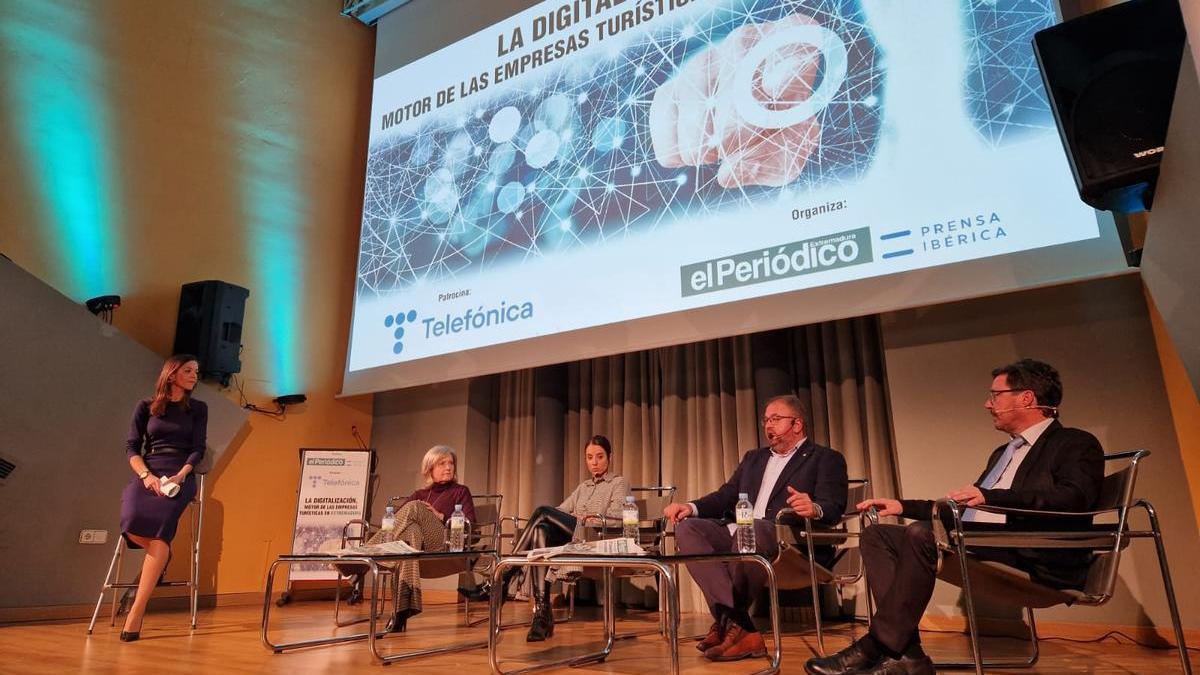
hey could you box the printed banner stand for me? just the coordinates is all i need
[277,448,373,605]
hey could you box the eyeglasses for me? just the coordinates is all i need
[761,414,798,427]
[987,388,1030,403]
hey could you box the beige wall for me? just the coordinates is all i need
[0,1,376,598]
[1142,48,1200,527]
[1146,289,1200,534]
[881,273,1200,629]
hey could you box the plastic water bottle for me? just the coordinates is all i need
[622,496,639,541]
[448,504,467,552]
[381,505,396,531]
[736,493,756,553]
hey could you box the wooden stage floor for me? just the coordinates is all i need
[0,599,1192,673]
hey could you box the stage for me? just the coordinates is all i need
[0,599,1191,673]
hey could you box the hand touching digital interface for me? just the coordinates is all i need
[649,14,848,188]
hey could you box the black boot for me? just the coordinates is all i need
[500,566,523,599]
[526,582,555,642]
[459,577,490,602]
[388,609,411,633]
[458,582,490,602]
[466,567,519,603]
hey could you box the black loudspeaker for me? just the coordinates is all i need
[1033,0,1186,212]
[173,280,250,384]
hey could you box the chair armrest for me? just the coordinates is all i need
[937,497,1122,519]
[775,507,859,540]
[341,518,374,547]
[774,507,808,527]
[499,515,527,536]
[498,515,527,553]
[585,512,622,537]
[931,499,1122,552]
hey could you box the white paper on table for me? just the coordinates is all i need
[525,537,646,560]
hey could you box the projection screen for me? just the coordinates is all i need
[342,0,1130,396]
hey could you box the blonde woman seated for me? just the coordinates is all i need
[367,445,476,632]
[502,435,630,642]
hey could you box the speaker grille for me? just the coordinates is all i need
[1033,0,1185,210]
[173,280,250,380]
[1072,56,1179,178]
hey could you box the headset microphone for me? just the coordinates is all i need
[992,404,1059,415]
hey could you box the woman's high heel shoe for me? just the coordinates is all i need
[119,630,140,642]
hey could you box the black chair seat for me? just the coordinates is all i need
[936,552,1077,609]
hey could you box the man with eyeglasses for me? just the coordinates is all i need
[806,359,1104,675]
[664,394,848,662]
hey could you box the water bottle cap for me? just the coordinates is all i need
[625,496,635,503]
[454,504,463,511]
[738,493,749,500]
[385,505,394,512]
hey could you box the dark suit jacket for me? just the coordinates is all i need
[693,438,849,528]
[899,419,1104,588]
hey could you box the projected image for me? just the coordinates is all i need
[359,0,882,296]
[348,0,1099,375]
[962,0,1060,146]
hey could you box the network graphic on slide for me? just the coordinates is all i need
[356,0,1058,298]
[961,0,1060,147]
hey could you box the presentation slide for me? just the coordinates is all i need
[346,0,1108,388]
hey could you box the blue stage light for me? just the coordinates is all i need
[0,3,122,300]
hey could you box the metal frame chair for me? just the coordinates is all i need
[332,493,502,629]
[497,509,580,627]
[87,473,205,634]
[930,449,1190,675]
[567,485,677,635]
[772,478,873,656]
[263,549,499,664]
[497,486,677,631]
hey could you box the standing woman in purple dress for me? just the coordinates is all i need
[118,354,207,641]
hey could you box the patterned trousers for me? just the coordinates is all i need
[366,500,447,616]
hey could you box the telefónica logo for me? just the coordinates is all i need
[384,309,418,354]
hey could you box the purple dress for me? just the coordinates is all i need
[120,398,207,547]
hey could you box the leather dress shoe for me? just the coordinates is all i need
[861,654,936,675]
[805,640,880,675]
[704,625,767,661]
[696,620,725,652]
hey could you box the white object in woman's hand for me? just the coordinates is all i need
[143,474,164,496]
[159,475,182,498]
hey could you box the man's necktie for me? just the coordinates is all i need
[980,436,1028,489]
[963,436,1026,522]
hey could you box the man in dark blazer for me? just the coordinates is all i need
[806,359,1104,675]
[664,394,849,662]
